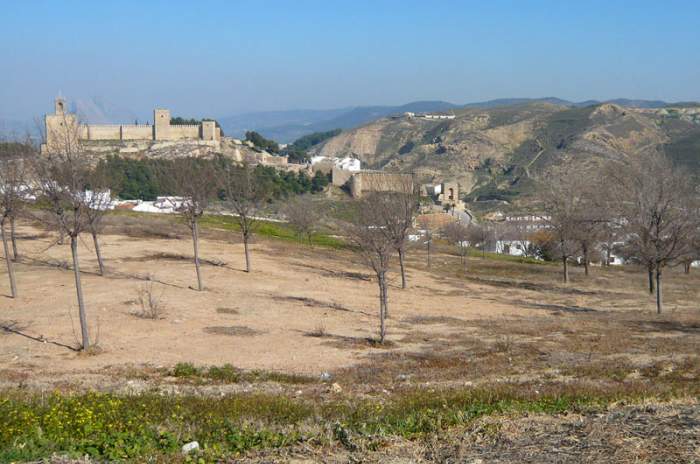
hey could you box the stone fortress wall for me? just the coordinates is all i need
[349,171,414,198]
[44,97,221,152]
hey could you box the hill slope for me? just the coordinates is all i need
[310,103,700,202]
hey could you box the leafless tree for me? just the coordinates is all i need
[157,157,218,291]
[499,221,536,258]
[535,163,592,283]
[467,223,492,258]
[32,116,96,349]
[283,194,320,245]
[416,216,434,268]
[0,138,34,262]
[0,158,26,298]
[363,175,418,289]
[219,162,271,272]
[681,227,700,274]
[343,192,397,342]
[442,221,470,268]
[606,152,697,313]
[83,163,115,276]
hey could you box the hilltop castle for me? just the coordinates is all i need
[43,96,221,153]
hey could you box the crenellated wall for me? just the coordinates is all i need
[120,125,153,140]
[348,171,414,198]
[44,98,221,148]
[169,125,200,140]
[87,125,121,140]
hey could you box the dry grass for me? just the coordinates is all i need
[203,326,264,337]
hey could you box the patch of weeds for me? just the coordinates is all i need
[172,362,202,378]
[169,364,314,385]
[405,315,470,326]
[321,335,399,350]
[204,326,263,337]
[216,307,240,315]
[207,364,241,383]
[0,382,696,460]
[305,324,327,338]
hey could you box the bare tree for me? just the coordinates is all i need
[283,194,319,245]
[416,216,434,268]
[0,138,33,262]
[366,176,418,289]
[606,152,696,313]
[83,163,115,276]
[681,228,700,274]
[343,192,397,342]
[442,221,470,268]
[157,157,218,291]
[467,223,492,258]
[535,163,591,283]
[33,117,96,349]
[0,158,26,298]
[219,162,271,273]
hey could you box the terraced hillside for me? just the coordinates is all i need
[310,103,700,203]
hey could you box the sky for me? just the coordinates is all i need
[1,0,699,121]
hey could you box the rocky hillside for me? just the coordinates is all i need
[309,103,700,202]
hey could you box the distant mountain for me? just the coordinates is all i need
[217,108,348,143]
[71,97,142,124]
[217,98,682,143]
[309,101,700,204]
[218,101,460,143]
[463,97,673,109]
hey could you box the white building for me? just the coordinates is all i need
[310,155,361,172]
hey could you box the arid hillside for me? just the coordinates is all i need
[310,103,700,201]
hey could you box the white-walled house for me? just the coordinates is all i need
[310,156,361,172]
[494,240,531,257]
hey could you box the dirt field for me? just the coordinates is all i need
[1,218,699,388]
[1,217,698,462]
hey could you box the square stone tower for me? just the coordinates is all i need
[201,120,217,141]
[153,108,171,140]
[44,96,79,154]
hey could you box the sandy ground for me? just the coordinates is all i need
[0,222,698,384]
[0,224,531,375]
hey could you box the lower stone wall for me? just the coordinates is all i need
[88,125,121,140]
[349,171,414,198]
[169,125,200,140]
[121,125,153,140]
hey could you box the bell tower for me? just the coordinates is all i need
[55,96,66,115]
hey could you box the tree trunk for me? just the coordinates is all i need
[10,216,18,262]
[1,220,17,298]
[70,235,90,350]
[243,233,252,273]
[378,272,387,343]
[383,271,390,319]
[562,255,569,283]
[583,243,590,276]
[398,247,407,289]
[606,245,612,267]
[191,220,203,291]
[647,264,655,295]
[684,261,691,274]
[92,230,105,276]
[426,241,431,269]
[655,266,662,314]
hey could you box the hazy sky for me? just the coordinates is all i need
[2,0,699,121]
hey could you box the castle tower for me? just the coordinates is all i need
[43,96,79,154]
[153,108,171,140]
[201,120,217,141]
[55,96,66,114]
